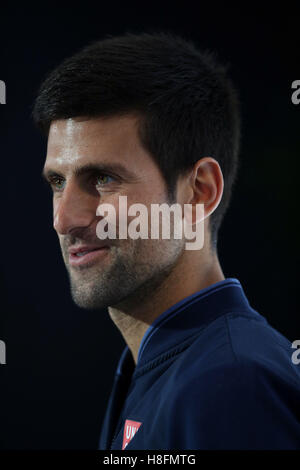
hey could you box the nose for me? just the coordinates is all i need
[53,180,98,235]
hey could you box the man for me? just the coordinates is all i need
[33,32,300,450]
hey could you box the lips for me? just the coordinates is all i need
[68,244,107,255]
[68,244,110,267]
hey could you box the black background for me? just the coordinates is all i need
[0,4,299,449]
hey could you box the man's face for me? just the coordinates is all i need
[44,114,185,311]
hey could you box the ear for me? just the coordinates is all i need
[187,157,224,223]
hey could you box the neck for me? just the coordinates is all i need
[108,248,225,365]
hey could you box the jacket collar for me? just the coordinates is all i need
[118,278,253,372]
[100,278,255,449]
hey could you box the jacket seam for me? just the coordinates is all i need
[135,309,256,377]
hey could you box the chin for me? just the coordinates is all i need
[72,296,102,310]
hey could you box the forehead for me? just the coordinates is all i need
[45,114,155,175]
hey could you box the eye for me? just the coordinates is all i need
[95,174,114,187]
[49,175,65,191]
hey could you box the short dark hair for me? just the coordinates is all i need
[33,31,241,248]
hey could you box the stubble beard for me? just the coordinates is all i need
[64,237,184,311]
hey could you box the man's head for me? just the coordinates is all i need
[34,32,241,311]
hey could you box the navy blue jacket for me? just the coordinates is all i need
[99,278,300,450]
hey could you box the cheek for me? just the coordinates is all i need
[138,185,166,205]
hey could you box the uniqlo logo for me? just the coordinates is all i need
[122,419,142,450]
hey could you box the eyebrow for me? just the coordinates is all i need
[41,162,137,182]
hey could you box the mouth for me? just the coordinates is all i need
[68,246,110,267]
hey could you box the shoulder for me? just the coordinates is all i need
[178,309,300,389]
[164,313,300,448]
